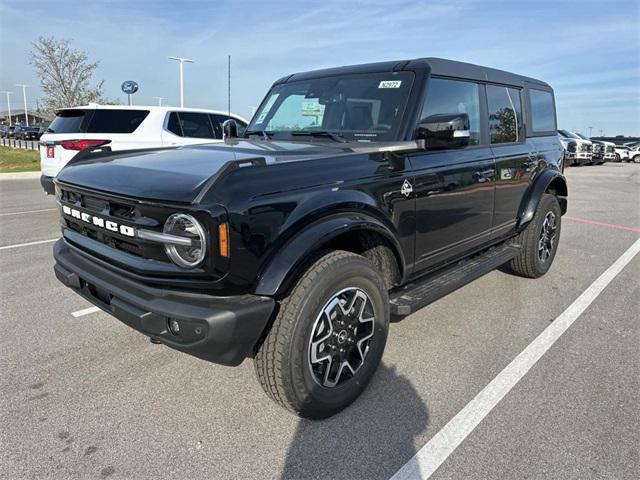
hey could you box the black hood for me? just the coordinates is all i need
[55,140,356,204]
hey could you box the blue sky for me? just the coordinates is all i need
[1,0,638,135]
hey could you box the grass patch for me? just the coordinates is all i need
[0,146,40,173]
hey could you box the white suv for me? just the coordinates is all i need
[39,105,248,193]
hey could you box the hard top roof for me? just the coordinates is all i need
[277,57,551,90]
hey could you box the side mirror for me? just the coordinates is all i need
[222,119,238,139]
[415,113,470,150]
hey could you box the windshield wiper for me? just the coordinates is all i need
[245,130,272,140]
[291,130,347,143]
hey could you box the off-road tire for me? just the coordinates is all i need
[510,194,561,278]
[254,250,389,419]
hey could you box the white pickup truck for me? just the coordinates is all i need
[558,130,592,165]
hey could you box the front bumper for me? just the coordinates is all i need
[576,152,592,164]
[54,239,275,366]
[40,175,55,195]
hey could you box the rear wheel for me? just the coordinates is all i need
[510,194,561,278]
[254,250,389,419]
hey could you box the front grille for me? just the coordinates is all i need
[606,145,615,153]
[579,143,592,152]
[567,143,577,153]
[59,186,169,261]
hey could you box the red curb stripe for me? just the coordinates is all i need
[564,215,640,234]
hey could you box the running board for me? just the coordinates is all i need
[390,243,521,316]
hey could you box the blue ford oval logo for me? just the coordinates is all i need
[121,80,139,95]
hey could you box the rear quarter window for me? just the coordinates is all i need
[86,110,150,134]
[529,89,556,133]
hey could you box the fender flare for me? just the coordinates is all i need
[517,169,568,230]
[253,213,405,297]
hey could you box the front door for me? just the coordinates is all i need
[409,77,495,273]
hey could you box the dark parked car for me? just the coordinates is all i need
[15,125,42,141]
[0,124,16,138]
[53,58,567,418]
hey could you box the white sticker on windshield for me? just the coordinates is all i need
[378,80,402,89]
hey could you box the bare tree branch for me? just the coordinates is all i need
[30,36,114,114]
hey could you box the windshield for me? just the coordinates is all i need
[558,129,580,139]
[247,72,414,142]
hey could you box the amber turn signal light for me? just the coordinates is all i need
[218,222,229,257]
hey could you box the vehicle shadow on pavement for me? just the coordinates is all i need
[280,363,428,480]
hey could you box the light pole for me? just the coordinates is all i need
[0,91,13,125]
[15,84,31,126]
[587,126,593,138]
[168,56,194,108]
[153,96,165,106]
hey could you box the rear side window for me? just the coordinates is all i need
[487,85,523,144]
[529,89,556,132]
[48,110,86,133]
[86,110,149,134]
[420,78,481,145]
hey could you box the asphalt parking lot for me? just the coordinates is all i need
[1,163,638,480]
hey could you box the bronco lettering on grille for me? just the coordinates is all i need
[62,205,135,237]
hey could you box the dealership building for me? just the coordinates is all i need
[0,109,52,126]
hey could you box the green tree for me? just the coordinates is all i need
[489,107,518,143]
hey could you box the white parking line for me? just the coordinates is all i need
[0,238,58,251]
[0,208,57,217]
[71,306,102,318]
[391,237,640,480]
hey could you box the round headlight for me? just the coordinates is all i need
[163,213,207,268]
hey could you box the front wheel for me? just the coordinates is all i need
[510,194,562,278]
[615,154,621,162]
[254,250,389,419]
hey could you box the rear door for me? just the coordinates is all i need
[409,77,495,273]
[486,84,534,235]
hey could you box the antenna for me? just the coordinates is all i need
[227,55,231,119]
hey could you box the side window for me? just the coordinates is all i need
[212,114,247,137]
[207,114,224,139]
[419,78,481,145]
[178,112,215,139]
[86,110,149,134]
[487,85,523,144]
[167,112,183,136]
[529,89,556,132]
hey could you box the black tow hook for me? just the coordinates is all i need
[149,337,162,344]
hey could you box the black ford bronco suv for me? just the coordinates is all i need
[53,58,567,418]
